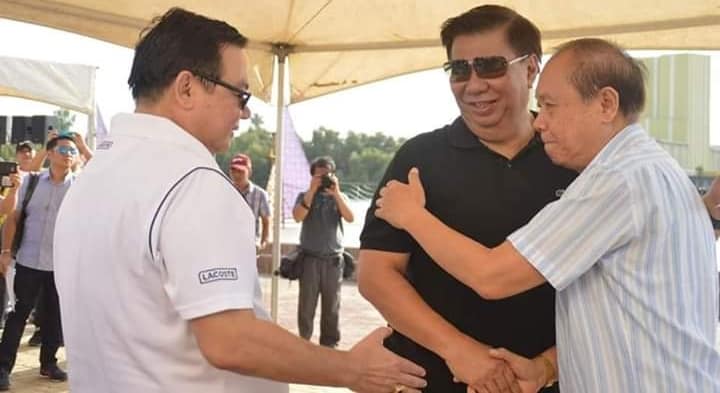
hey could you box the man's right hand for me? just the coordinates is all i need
[346,327,427,393]
[444,336,520,393]
[8,173,22,189]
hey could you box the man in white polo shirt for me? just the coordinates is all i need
[374,38,720,392]
[53,7,425,393]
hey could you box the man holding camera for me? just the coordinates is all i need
[0,134,80,389]
[292,156,354,347]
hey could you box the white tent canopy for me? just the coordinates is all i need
[0,55,96,115]
[1,1,719,103]
[0,55,97,143]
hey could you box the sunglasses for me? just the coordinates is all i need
[194,72,251,110]
[56,145,78,156]
[443,54,529,82]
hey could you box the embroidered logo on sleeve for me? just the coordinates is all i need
[198,268,239,284]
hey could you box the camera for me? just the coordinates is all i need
[320,174,335,190]
[0,162,18,188]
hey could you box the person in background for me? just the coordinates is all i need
[0,135,81,389]
[228,153,270,251]
[293,156,354,348]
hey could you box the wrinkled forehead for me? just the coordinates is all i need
[537,54,574,92]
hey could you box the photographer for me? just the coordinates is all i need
[292,156,354,347]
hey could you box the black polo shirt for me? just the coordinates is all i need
[360,116,577,393]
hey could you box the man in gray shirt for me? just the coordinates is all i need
[292,156,354,347]
[0,135,79,390]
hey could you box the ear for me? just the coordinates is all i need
[597,86,620,122]
[526,54,540,88]
[172,70,197,110]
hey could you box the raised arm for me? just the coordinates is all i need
[375,168,545,300]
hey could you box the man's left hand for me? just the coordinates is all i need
[375,167,426,229]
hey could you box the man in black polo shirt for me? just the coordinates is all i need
[358,5,575,392]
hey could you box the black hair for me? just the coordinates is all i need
[46,135,76,151]
[127,7,248,101]
[440,5,541,62]
[310,156,336,175]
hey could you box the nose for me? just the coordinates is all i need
[464,70,490,93]
[240,105,251,120]
[533,111,546,132]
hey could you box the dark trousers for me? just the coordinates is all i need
[297,254,343,347]
[0,264,61,371]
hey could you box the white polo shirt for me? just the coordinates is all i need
[54,113,287,393]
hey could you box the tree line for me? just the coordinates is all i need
[0,112,407,194]
[216,114,406,191]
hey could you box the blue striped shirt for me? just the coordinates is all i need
[509,124,720,392]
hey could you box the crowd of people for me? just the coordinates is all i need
[0,4,716,393]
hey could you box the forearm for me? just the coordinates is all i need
[334,193,354,222]
[260,217,270,244]
[2,215,16,251]
[29,151,47,172]
[195,312,356,386]
[78,143,93,163]
[293,190,317,222]
[358,255,481,358]
[0,191,16,216]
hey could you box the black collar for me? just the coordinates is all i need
[447,115,543,156]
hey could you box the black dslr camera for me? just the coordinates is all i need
[320,174,335,190]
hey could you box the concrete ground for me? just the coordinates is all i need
[5,276,720,392]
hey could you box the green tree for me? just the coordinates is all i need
[0,145,16,162]
[219,115,406,193]
[302,127,405,186]
[53,108,76,132]
[215,114,274,188]
[348,147,393,184]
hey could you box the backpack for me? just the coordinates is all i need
[11,173,40,258]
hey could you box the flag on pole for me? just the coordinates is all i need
[266,107,311,221]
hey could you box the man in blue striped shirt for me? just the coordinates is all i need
[374,38,720,392]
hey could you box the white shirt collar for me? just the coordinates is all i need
[110,113,216,165]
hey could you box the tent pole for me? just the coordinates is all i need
[270,46,289,322]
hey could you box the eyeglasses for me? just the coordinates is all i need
[443,54,530,82]
[56,145,78,156]
[194,72,251,110]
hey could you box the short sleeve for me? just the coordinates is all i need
[159,169,259,320]
[508,168,640,291]
[294,192,306,207]
[359,143,418,253]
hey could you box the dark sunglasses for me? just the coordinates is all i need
[194,72,251,109]
[443,54,529,82]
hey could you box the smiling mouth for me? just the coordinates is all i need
[468,100,497,112]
